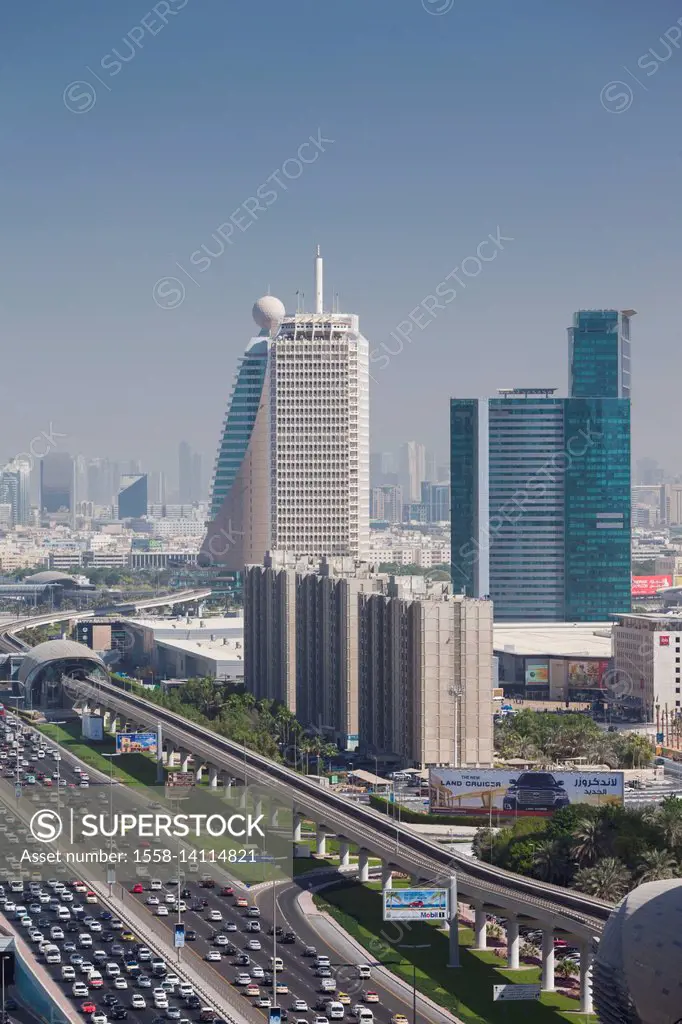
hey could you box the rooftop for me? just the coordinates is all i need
[493,621,613,659]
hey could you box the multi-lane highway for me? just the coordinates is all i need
[0,714,446,1024]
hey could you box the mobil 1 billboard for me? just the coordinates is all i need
[429,768,624,817]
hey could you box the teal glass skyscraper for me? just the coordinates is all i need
[568,309,633,399]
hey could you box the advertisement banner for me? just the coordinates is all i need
[382,888,448,922]
[115,731,157,755]
[525,661,548,685]
[82,715,104,741]
[631,575,672,596]
[567,660,610,689]
[429,768,624,816]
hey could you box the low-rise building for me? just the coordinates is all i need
[613,612,682,720]
[494,621,613,702]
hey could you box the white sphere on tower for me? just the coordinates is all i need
[252,295,286,335]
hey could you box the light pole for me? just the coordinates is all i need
[396,945,430,1024]
[102,753,122,894]
[1,952,10,1023]
[7,696,24,804]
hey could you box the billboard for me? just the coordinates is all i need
[525,661,548,685]
[382,888,449,922]
[429,768,624,816]
[82,715,104,741]
[567,660,610,689]
[632,575,672,596]
[115,731,157,755]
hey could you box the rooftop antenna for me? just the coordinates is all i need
[315,245,323,314]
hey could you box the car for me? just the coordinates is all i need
[208,910,222,922]
[131,884,144,894]
[131,995,146,1009]
[73,982,89,998]
[235,897,248,908]
[120,932,135,942]
[102,994,119,1007]
[138,948,152,962]
[236,955,250,967]
[337,994,351,1006]
[80,1003,96,1015]
[91,1011,108,1023]
[199,878,215,889]
[114,978,128,991]
[214,935,229,947]
[314,1017,329,1024]
[137,976,152,989]
[220,887,234,897]
[186,996,202,1010]
[245,985,260,997]
[224,922,237,933]
[234,973,251,987]
[303,946,317,957]
[85,892,97,904]
[89,972,104,989]
[276,984,289,995]
[281,932,296,944]
[178,984,194,999]
[111,1009,128,1020]
[256,998,272,1009]
[154,999,169,1011]
[62,965,77,981]
[316,967,332,978]
[146,897,160,906]
[247,907,260,918]
[391,1016,409,1024]
[156,907,169,916]
[184,930,196,942]
[247,940,261,951]
[363,993,379,1004]
[206,951,222,963]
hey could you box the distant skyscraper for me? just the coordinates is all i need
[39,452,75,516]
[1,459,31,526]
[117,474,148,519]
[399,441,426,503]
[568,308,634,399]
[148,470,167,505]
[421,481,450,522]
[178,441,192,504]
[203,249,370,568]
[370,485,403,524]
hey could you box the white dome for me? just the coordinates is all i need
[252,295,285,334]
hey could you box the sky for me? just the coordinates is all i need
[2,0,682,484]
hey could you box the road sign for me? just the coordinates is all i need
[493,984,541,1002]
[107,869,116,885]
[174,924,185,948]
[269,1008,282,1024]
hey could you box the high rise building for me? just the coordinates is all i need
[117,474,148,519]
[148,470,167,506]
[244,552,493,765]
[399,441,427,503]
[178,441,193,504]
[370,485,403,524]
[660,483,682,526]
[0,459,31,526]
[39,452,75,516]
[421,482,450,522]
[203,249,370,568]
[451,386,631,621]
[568,308,634,399]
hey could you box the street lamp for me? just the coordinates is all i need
[395,945,430,1024]
[102,753,122,894]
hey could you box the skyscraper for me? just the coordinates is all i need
[568,308,634,399]
[39,452,75,516]
[1,459,31,526]
[117,474,148,519]
[203,249,370,568]
[399,441,426,503]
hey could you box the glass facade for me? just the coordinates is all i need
[450,400,481,596]
[39,452,74,513]
[209,337,268,519]
[563,398,631,621]
[569,309,631,399]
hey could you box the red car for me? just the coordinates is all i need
[131,884,144,894]
[220,887,234,897]
[81,1003,96,1015]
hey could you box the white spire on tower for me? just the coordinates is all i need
[315,245,323,314]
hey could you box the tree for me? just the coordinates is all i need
[571,818,605,867]
[574,857,632,900]
[556,958,579,983]
[636,848,679,883]
[653,796,682,850]
[532,840,560,882]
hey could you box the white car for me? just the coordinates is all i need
[293,1001,308,1013]
[72,982,89,998]
[131,995,146,1009]
[114,977,128,990]
[164,893,177,904]
[178,984,193,999]
[61,965,76,981]
[234,973,251,986]
[146,897,159,906]
[256,998,272,1009]
[106,963,121,977]
[250,967,264,980]
[206,951,222,962]
[156,906,169,916]
[208,910,222,922]
[91,1014,107,1024]
[247,940,261,951]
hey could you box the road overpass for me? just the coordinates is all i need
[70,675,608,1012]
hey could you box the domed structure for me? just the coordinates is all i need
[593,879,682,1024]
[18,639,107,710]
[23,570,78,585]
[252,295,285,335]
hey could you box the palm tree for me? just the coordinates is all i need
[556,958,579,984]
[533,840,560,882]
[571,818,605,867]
[636,848,679,883]
[574,857,632,901]
[655,797,682,850]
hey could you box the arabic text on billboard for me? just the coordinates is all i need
[631,575,672,597]
[382,888,449,922]
[525,661,548,685]
[429,768,624,816]
[567,660,610,689]
[115,731,157,755]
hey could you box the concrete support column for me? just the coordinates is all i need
[410,874,420,886]
[239,787,248,809]
[506,918,520,970]
[316,825,327,857]
[339,838,350,868]
[180,752,191,773]
[381,862,393,889]
[110,717,119,735]
[541,928,555,992]
[269,806,279,828]
[358,848,369,883]
[195,764,203,783]
[474,906,487,951]
[208,765,218,789]
[103,711,111,730]
[579,942,593,1014]
[164,741,174,767]
[255,799,263,820]
[293,812,304,843]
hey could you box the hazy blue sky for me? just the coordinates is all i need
[2,0,681,482]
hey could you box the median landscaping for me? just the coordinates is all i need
[314,880,596,1024]
[36,721,161,786]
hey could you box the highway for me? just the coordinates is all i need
[0,717,452,1024]
[71,676,612,941]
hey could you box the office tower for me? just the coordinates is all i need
[451,386,631,621]
[399,441,426,503]
[178,441,192,504]
[191,453,202,503]
[0,505,12,530]
[203,249,370,568]
[0,473,18,527]
[117,474,148,519]
[370,485,403,524]
[660,483,682,526]
[244,553,493,764]
[1,459,30,526]
[370,451,397,487]
[425,450,438,484]
[421,482,450,522]
[148,470,167,506]
[568,308,634,399]
[39,452,75,514]
[74,455,88,506]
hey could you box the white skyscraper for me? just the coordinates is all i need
[202,248,370,567]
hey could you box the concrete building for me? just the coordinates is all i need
[659,483,682,526]
[399,441,426,503]
[494,621,613,702]
[203,249,370,568]
[126,615,245,682]
[244,553,494,765]
[370,485,403,524]
[612,612,682,721]
[39,452,75,519]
